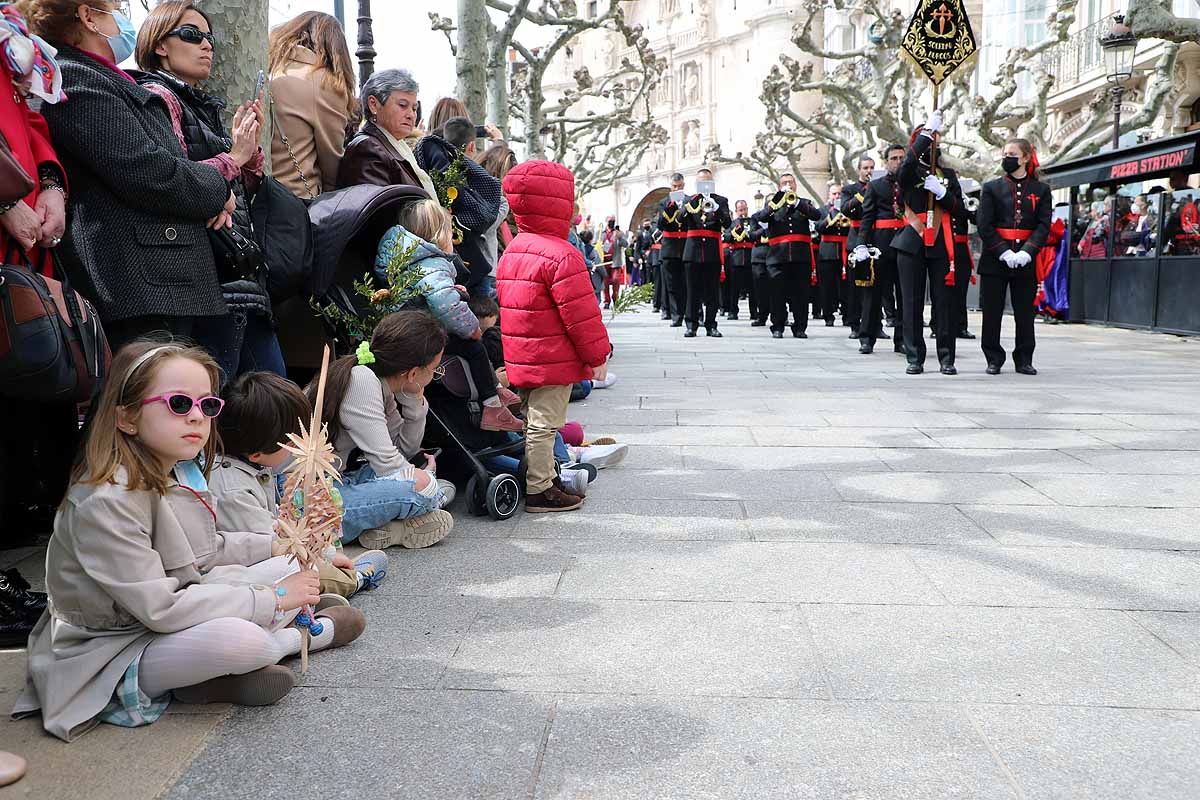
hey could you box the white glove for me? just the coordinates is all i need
[851,244,870,263]
[922,174,947,200]
[999,250,1018,268]
[924,109,943,135]
[1011,250,1032,268]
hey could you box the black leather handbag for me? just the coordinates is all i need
[208,224,265,284]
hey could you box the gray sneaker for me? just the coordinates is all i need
[359,509,454,550]
[437,479,457,509]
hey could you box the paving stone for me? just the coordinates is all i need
[1087,429,1200,450]
[822,411,982,428]
[1130,611,1200,667]
[1020,474,1200,507]
[380,538,571,599]
[1103,413,1200,430]
[589,468,842,501]
[805,604,1200,707]
[553,541,945,605]
[584,424,754,445]
[751,426,940,448]
[511,510,751,542]
[168,689,550,800]
[743,500,994,544]
[970,705,1200,800]
[441,599,827,697]
[676,409,830,427]
[960,413,1135,430]
[905,545,1200,611]
[956,504,1200,549]
[681,445,890,471]
[921,428,1113,450]
[876,447,1106,474]
[1060,448,1200,475]
[534,697,1020,800]
[831,472,1056,505]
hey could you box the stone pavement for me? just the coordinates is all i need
[3,309,1200,799]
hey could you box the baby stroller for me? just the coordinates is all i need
[425,355,525,520]
[307,184,525,520]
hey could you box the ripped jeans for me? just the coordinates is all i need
[337,465,440,543]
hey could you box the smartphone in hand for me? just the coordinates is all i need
[253,69,266,100]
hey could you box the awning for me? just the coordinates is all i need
[1041,131,1200,188]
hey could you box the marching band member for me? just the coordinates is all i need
[722,200,756,321]
[681,168,732,337]
[752,174,822,339]
[839,157,875,337]
[815,184,849,327]
[852,146,907,355]
[655,172,688,327]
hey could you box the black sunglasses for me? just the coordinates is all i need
[167,25,215,48]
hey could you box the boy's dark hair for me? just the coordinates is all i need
[219,372,311,458]
[468,295,500,321]
[442,116,475,150]
[580,229,594,244]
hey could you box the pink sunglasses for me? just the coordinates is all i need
[141,393,224,418]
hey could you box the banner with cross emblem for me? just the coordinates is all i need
[900,0,978,86]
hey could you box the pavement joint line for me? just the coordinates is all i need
[963,705,1031,800]
[1121,609,1200,669]
[525,696,558,800]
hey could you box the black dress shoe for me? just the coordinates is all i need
[894,344,906,354]
[792,330,808,339]
[660,313,671,320]
[0,600,36,648]
[940,364,958,375]
[0,569,47,622]
[848,330,860,339]
[1016,364,1038,375]
[750,320,766,327]
[706,328,722,338]
[683,329,697,338]
[670,320,683,328]
[859,343,874,354]
[905,364,924,375]
[771,330,783,339]
[875,329,890,340]
[958,329,976,339]
[986,363,1002,375]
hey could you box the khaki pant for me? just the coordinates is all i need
[319,561,359,597]
[519,384,571,494]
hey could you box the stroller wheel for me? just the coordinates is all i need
[486,474,522,521]
[465,474,486,517]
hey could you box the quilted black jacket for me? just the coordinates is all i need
[39,46,231,322]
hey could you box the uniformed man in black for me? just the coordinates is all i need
[722,199,755,321]
[681,167,732,337]
[815,183,849,327]
[839,157,874,337]
[752,173,822,339]
[852,145,907,354]
[749,219,770,326]
[977,138,1053,375]
[943,178,980,346]
[890,111,966,375]
[655,172,687,326]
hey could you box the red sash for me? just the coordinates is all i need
[767,233,812,246]
[874,219,905,229]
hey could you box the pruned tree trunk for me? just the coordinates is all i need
[198,0,268,124]
[456,0,488,125]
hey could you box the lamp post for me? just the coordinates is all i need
[356,0,375,89]
[1098,13,1138,151]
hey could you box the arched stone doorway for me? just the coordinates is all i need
[627,187,671,231]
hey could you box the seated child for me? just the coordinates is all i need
[308,310,455,550]
[210,371,389,603]
[376,199,522,432]
[13,341,365,742]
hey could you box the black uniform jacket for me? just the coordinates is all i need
[752,192,822,266]
[682,193,732,264]
[859,173,906,255]
[891,133,966,257]
[816,204,852,262]
[723,216,756,269]
[976,173,1053,276]
[840,180,871,251]
[655,197,687,260]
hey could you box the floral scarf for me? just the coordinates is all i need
[0,2,64,104]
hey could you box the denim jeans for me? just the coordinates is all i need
[484,432,570,476]
[192,312,286,385]
[337,465,439,543]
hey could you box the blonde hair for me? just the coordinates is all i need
[267,11,358,119]
[72,340,222,496]
[135,1,211,73]
[401,199,453,251]
[428,97,470,135]
[17,0,118,44]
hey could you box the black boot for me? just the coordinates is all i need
[0,569,47,621]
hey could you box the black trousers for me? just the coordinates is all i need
[842,267,860,329]
[816,259,842,321]
[897,249,957,367]
[719,267,733,313]
[858,254,897,347]
[768,261,809,334]
[663,257,685,323]
[727,266,752,318]
[751,262,770,323]
[443,333,499,400]
[980,270,1037,368]
[652,259,663,311]
[0,396,79,545]
[684,259,721,331]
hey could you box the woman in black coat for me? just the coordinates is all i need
[26,1,232,350]
[132,1,285,379]
[976,138,1053,375]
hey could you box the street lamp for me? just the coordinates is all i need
[1098,13,1137,151]
[356,0,376,89]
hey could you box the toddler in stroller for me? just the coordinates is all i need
[376,199,524,433]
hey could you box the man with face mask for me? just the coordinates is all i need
[681,167,732,337]
[851,146,907,354]
[655,172,688,326]
[722,199,755,321]
[839,157,876,337]
[751,173,822,339]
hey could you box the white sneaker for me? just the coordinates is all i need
[593,371,618,389]
[559,468,590,497]
[437,479,456,509]
[570,443,628,469]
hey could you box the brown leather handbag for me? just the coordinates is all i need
[0,131,35,205]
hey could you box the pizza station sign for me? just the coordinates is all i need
[1109,145,1195,179]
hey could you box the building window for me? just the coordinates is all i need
[587,1,598,18]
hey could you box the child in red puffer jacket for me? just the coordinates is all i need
[496,161,611,513]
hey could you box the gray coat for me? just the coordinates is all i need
[13,467,276,741]
[39,46,231,322]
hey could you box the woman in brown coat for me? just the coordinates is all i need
[336,67,436,196]
[267,11,357,199]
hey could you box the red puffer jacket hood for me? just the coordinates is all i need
[496,160,610,388]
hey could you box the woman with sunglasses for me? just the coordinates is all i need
[12,339,368,742]
[131,1,285,381]
[305,310,456,551]
[18,0,235,350]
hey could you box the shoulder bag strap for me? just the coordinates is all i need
[267,86,316,201]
